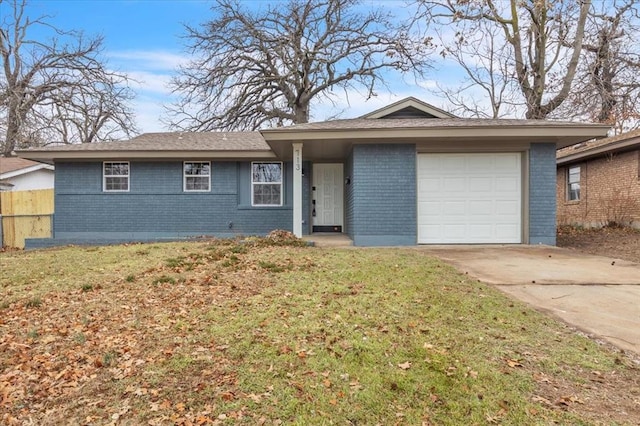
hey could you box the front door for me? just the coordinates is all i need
[312,163,344,232]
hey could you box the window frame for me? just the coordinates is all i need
[103,161,130,192]
[251,161,283,207]
[567,165,581,201]
[183,161,211,192]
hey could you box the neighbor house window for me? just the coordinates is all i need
[567,166,580,201]
[252,162,282,206]
[184,161,211,192]
[103,162,129,192]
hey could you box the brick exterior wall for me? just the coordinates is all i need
[529,143,558,245]
[557,149,640,227]
[348,144,417,246]
[50,160,294,242]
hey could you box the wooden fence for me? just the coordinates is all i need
[0,189,54,249]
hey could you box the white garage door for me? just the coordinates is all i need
[417,153,522,244]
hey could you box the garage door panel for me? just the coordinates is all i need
[441,155,466,170]
[469,178,492,192]
[419,177,441,191]
[495,177,519,192]
[496,200,520,214]
[417,153,522,244]
[443,177,466,192]
[442,201,466,215]
[468,200,492,214]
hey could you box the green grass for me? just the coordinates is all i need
[0,239,637,425]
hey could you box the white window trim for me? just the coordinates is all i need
[103,161,130,192]
[567,165,580,201]
[251,161,283,207]
[183,161,211,192]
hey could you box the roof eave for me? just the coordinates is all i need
[16,150,277,162]
[0,163,54,179]
[557,137,640,165]
[263,125,610,146]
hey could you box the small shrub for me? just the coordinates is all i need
[73,333,86,344]
[125,274,135,282]
[258,260,291,273]
[165,257,187,268]
[153,275,176,285]
[27,329,39,339]
[25,297,42,308]
[229,244,248,254]
[81,284,93,292]
[103,351,117,367]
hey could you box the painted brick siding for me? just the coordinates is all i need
[345,150,355,240]
[349,144,416,246]
[557,150,640,227]
[529,143,557,245]
[53,161,293,241]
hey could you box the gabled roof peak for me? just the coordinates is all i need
[360,96,457,119]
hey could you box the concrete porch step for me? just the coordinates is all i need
[303,233,353,247]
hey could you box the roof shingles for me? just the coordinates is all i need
[0,157,46,174]
[557,129,640,159]
[18,132,271,153]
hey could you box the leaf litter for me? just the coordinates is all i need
[0,232,639,425]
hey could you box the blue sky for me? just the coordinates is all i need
[16,0,455,134]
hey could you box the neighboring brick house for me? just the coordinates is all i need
[556,130,640,228]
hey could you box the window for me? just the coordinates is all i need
[103,162,129,192]
[184,161,211,191]
[567,166,580,201]
[252,162,282,206]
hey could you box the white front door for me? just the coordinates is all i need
[313,163,344,232]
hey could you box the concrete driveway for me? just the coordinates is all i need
[420,246,640,355]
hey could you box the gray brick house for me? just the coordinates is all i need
[19,98,608,248]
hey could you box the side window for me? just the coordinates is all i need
[103,162,129,192]
[567,165,580,201]
[252,162,282,206]
[184,161,211,192]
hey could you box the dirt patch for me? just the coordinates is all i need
[557,226,640,264]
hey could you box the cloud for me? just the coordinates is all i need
[108,50,189,71]
[310,82,455,121]
[126,70,173,95]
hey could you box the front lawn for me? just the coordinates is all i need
[1,237,638,425]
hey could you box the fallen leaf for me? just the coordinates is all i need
[398,361,411,370]
[506,359,523,368]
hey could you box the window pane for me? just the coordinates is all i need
[253,163,282,183]
[105,162,129,176]
[185,162,210,176]
[253,183,281,205]
[106,177,128,191]
[186,176,209,191]
[568,166,580,200]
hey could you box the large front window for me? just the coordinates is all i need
[103,162,129,192]
[252,162,282,206]
[567,166,580,201]
[184,161,211,192]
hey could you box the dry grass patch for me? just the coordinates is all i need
[1,238,638,425]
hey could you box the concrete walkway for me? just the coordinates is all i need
[420,246,640,355]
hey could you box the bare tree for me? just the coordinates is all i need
[0,0,137,156]
[433,22,519,118]
[554,0,640,133]
[167,0,433,131]
[416,0,591,120]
